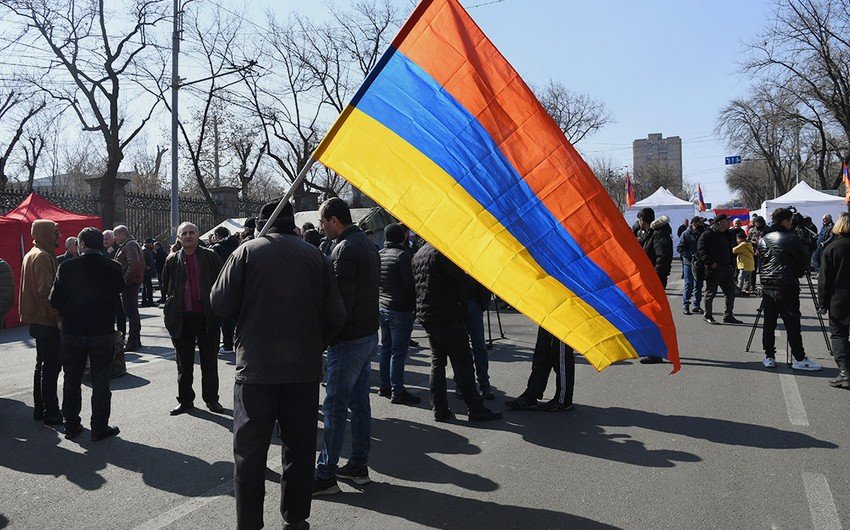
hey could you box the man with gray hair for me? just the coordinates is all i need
[58,237,78,264]
[162,222,224,416]
[102,230,118,259]
[113,225,145,351]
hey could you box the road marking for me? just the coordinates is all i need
[779,373,809,426]
[803,472,842,530]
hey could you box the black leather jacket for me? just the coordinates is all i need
[379,242,415,312]
[329,225,380,342]
[412,242,467,324]
[757,225,808,290]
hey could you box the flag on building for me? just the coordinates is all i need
[626,172,636,207]
[697,184,707,212]
[314,0,679,372]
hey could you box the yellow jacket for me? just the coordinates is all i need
[732,241,755,272]
[19,220,60,327]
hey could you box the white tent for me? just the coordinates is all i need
[623,187,698,257]
[760,181,846,225]
[201,217,247,242]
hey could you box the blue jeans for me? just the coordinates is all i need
[682,262,703,309]
[316,333,378,479]
[378,309,414,393]
[465,299,490,388]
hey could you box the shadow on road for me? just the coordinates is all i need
[0,398,231,495]
[679,357,839,379]
[318,482,621,529]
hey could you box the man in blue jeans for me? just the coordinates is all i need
[678,216,705,315]
[314,198,381,496]
[377,224,420,405]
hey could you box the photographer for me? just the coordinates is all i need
[757,207,822,370]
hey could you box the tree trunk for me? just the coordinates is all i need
[101,147,122,228]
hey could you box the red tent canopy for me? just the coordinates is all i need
[1,192,101,328]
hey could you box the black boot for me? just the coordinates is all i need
[828,361,849,389]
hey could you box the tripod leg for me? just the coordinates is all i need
[746,299,764,352]
[486,301,493,349]
[806,272,832,355]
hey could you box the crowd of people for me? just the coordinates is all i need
[634,205,850,381]
[1,196,581,529]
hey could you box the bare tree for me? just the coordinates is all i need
[21,133,45,192]
[1,0,169,226]
[587,155,626,210]
[725,160,774,209]
[534,80,613,145]
[230,122,265,197]
[129,142,168,193]
[745,0,850,175]
[634,160,685,200]
[0,90,46,189]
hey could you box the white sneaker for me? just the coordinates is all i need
[791,358,822,371]
[762,358,776,368]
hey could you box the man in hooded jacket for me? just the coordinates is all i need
[635,208,673,364]
[19,219,63,424]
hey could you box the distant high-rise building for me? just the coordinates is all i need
[633,133,682,189]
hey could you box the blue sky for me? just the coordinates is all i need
[239,0,776,205]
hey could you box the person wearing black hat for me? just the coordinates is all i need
[697,213,742,325]
[141,238,157,307]
[212,199,346,529]
[377,223,420,405]
[634,207,673,364]
[241,217,256,243]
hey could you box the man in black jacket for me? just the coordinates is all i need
[697,213,742,325]
[758,208,822,370]
[161,222,225,416]
[141,238,156,307]
[635,207,673,364]
[211,226,240,354]
[0,258,12,332]
[314,198,381,496]
[211,200,346,529]
[153,241,167,303]
[636,208,673,287]
[412,242,502,423]
[49,227,124,441]
[377,223,420,405]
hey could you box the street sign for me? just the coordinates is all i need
[725,156,742,165]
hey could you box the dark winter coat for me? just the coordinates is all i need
[638,215,673,280]
[0,258,14,325]
[143,247,155,279]
[161,246,223,339]
[412,242,467,324]
[818,235,850,325]
[154,246,167,279]
[677,225,702,266]
[757,225,809,290]
[50,251,124,336]
[466,276,491,310]
[379,242,416,313]
[210,231,346,384]
[329,225,380,342]
[697,226,735,277]
[212,234,240,263]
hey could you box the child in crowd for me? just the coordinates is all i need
[733,233,755,294]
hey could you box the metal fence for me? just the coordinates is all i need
[1,185,268,241]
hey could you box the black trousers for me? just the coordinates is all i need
[220,317,236,351]
[142,274,154,304]
[522,326,575,405]
[29,324,62,417]
[423,320,484,414]
[829,317,849,367]
[234,381,319,529]
[704,266,736,319]
[173,313,219,405]
[762,288,806,361]
[61,334,113,432]
[120,284,141,344]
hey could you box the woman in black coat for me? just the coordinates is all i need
[818,212,850,388]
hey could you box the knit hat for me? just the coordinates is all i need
[384,223,406,244]
[637,207,655,223]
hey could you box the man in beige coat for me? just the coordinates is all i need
[19,219,63,424]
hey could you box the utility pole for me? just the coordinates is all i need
[170,0,183,243]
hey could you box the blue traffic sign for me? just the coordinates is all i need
[725,156,742,165]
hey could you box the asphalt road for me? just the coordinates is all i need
[0,262,846,529]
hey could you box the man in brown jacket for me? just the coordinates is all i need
[19,219,63,424]
[114,225,145,351]
[161,222,224,416]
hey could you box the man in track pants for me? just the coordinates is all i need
[505,326,575,411]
